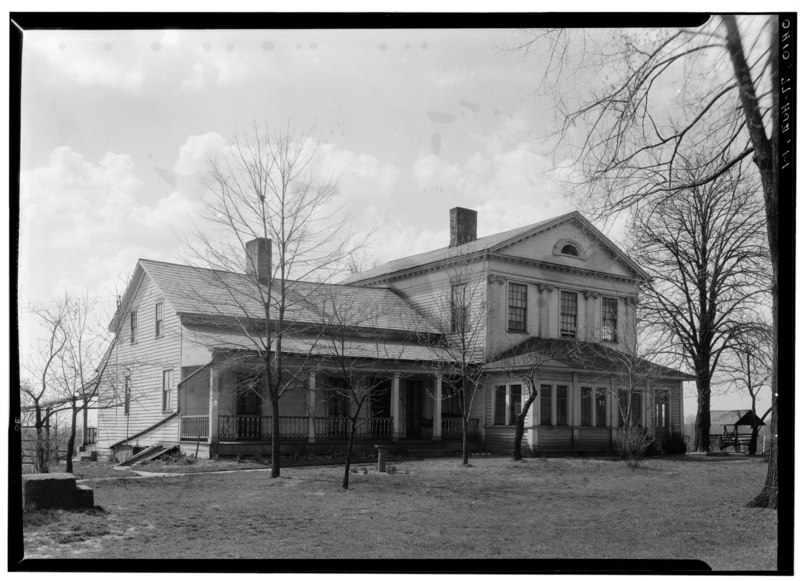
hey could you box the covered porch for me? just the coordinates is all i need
[177,363,482,456]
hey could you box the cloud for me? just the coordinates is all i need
[19,146,197,301]
[174,132,229,175]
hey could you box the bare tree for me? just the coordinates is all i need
[424,255,487,466]
[188,123,367,478]
[20,302,69,472]
[721,320,772,455]
[52,296,113,473]
[515,15,781,507]
[629,158,768,452]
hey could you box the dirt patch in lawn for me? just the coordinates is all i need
[21,456,777,569]
[25,461,140,480]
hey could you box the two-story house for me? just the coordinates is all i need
[97,208,690,460]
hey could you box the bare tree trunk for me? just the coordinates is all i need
[342,420,357,490]
[693,376,711,452]
[461,415,469,466]
[722,15,779,510]
[270,395,281,478]
[65,406,77,473]
[512,394,537,461]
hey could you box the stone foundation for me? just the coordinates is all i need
[22,473,94,510]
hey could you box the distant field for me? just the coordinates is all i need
[21,455,776,570]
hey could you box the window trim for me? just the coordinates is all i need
[507,282,528,333]
[155,302,164,338]
[162,368,174,413]
[601,296,618,343]
[450,283,470,334]
[123,375,131,415]
[559,290,578,339]
[130,311,138,344]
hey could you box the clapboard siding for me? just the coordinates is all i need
[98,273,182,449]
[377,267,488,361]
[484,426,528,453]
[538,426,573,450]
[575,427,613,451]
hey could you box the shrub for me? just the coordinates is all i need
[615,428,655,468]
[661,431,687,455]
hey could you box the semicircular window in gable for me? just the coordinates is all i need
[560,243,580,257]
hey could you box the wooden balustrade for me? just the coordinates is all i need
[441,417,481,441]
[180,415,209,439]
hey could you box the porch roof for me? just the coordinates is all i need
[486,337,694,380]
[183,325,452,363]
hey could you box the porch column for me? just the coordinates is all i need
[208,367,219,445]
[307,372,316,444]
[433,374,442,440]
[391,372,401,442]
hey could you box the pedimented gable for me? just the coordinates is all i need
[491,215,644,280]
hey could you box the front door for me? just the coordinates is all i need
[405,380,423,438]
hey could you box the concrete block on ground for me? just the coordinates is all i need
[23,473,94,510]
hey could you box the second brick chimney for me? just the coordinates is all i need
[245,238,272,284]
[449,207,477,247]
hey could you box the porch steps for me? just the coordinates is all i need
[119,444,177,467]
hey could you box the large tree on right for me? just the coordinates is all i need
[518,15,784,508]
[629,159,768,453]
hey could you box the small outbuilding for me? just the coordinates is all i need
[709,410,765,452]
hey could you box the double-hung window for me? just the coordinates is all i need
[162,369,173,413]
[450,283,469,333]
[580,387,592,426]
[618,390,643,427]
[155,302,164,338]
[556,385,569,425]
[595,388,607,427]
[601,297,618,342]
[493,384,523,425]
[130,311,138,344]
[507,283,527,332]
[560,291,577,338]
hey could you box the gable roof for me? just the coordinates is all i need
[110,259,438,335]
[486,337,694,380]
[344,211,648,284]
[710,410,766,428]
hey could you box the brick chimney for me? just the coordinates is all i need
[449,207,477,247]
[245,238,272,284]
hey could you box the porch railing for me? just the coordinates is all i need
[180,415,209,439]
[314,417,394,440]
[442,417,481,441]
[218,415,310,441]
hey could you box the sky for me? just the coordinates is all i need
[14,16,775,415]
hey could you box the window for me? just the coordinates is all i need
[556,385,569,426]
[162,369,173,413]
[130,311,137,344]
[494,387,506,425]
[450,283,469,333]
[595,388,607,427]
[507,283,528,332]
[618,390,643,427]
[510,384,522,425]
[124,376,131,415]
[602,297,618,342]
[540,385,552,426]
[155,302,164,338]
[560,291,577,338]
[493,385,521,426]
[561,243,580,257]
[581,387,592,426]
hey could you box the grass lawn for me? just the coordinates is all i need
[21,455,776,569]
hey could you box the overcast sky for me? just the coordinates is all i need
[16,20,772,414]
